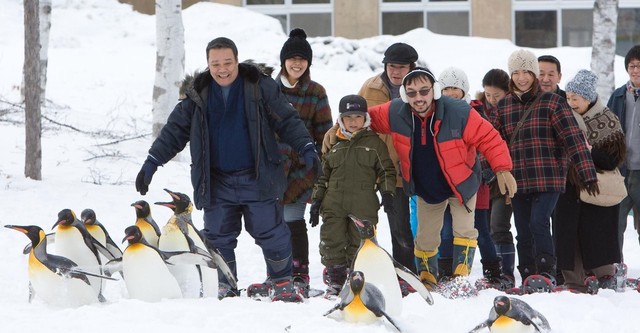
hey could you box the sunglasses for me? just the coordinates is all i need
[405,87,432,98]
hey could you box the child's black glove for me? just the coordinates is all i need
[309,200,322,227]
[381,192,395,215]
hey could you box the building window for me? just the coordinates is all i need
[427,11,468,36]
[562,9,592,47]
[245,0,332,37]
[382,12,423,35]
[515,10,557,48]
[617,8,640,56]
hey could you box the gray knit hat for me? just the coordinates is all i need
[565,69,598,102]
[438,66,470,96]
[508,49,539,75]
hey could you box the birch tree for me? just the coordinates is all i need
[152,0,185,138]
[591,0,618,102]
[24,0,42,180]
[39,0,52,107]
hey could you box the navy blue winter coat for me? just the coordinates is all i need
[148,63,313,209]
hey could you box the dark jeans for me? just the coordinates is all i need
[511,191,560,270]
[619,170,640,258]
[387,187,416,273]
[203,170,293,281]
[439,207,497,261]
[490,196,514,245]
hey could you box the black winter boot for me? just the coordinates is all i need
[522,254,557,293]
[475,258,514,291]
[438,257,453,282]
[495,243,516,280]
[324,264,348,299]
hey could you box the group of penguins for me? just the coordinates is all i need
[6,189,552,332]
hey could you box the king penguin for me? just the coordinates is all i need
[350,214,434,316]
[469,296,551,333]
[5,224,116,307]
[156,188,236,298]
[81,208,123,260]
[131,200,161,247]
[325,271,401,332]
[52,208,112,302]
[103,225,218,302]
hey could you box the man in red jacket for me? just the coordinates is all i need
[367,67,516,288]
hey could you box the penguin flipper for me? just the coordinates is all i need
[394,265,434,305]
[163,251,215,268]
[207,246,238,290]
[323,303,342,317]
[23,232,55,254]
[361,284,401,332]
[28,282,35,303]
[468,320,490,333]
[380,311,402,332]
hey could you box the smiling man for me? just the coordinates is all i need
[135,37,319,303]
[366,67,516,289]
[538,55,565,98]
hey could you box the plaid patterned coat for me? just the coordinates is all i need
[490,90,597,193]
[276,75,333,204]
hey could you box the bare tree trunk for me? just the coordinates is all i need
[24,0,42,180]
[152,0,185,138]
[39,0,52,107]
[591,0,618,102]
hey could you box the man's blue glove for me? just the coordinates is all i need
[135,157,159,195]
[300,143,321,180]
[309,200,322,227]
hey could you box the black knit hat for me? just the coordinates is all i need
[382,42,418,64]
[339,95,367,117]
[280,28,313,66]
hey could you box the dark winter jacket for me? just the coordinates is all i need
[368,97,512,206]
[148,63,313,209]
[276,75,333,204]
[312,128,396,220]
[490,89,597,193]
[607,84,631,175]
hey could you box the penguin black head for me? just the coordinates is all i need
[349,271,365,293]
[493,296,512,315]
[80,208,97,225]
[155,188,192,214]
[348,214,376,239]
[122,225,144,244]
[53,209,77,229]
[131,200,151,218]
[5,224,45,247]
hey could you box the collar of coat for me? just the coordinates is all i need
[181,62,269,101]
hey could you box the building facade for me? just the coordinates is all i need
[121,0,640,56]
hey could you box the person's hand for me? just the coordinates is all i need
[585,180,600,196]
[381,192,395,215]
[135,158,159,195]
[496,170,517,198]
[309,200,322,227]
[321,123,339,154]
[300,143,321,179]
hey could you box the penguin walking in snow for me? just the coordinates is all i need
[469,296,551,333]
[349,214,434,316]
[156,188,236,297]
[104,225,219,302]
[325,271,401,332]
[131,200,161,247]
[52,209,115,302]
[81,208,123,260]
[5,224,116,307]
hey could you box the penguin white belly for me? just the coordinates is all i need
[122,244,182,302]
[186,225,218,298]
[158,225,201,298]
[353,240,402,316]
[343,295,378,324]
[137,221,159,247]
[53,227,102,298]
[490,316,536,333]
[28,254,96,307]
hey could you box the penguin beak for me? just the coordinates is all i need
[5,225,27,234]
[51,220,62,229]
[122,234,135,243]
[164,188,180,201]
[131,203,143,209]
[154,201,175,209]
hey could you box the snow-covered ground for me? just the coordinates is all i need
[0,1,639,332]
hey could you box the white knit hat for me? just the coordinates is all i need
[438,66,470,96]
[565,69,599,102]
[508,49,539,75]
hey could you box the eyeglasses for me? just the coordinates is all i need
[629,64,640,71]
[405,87,432,98]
